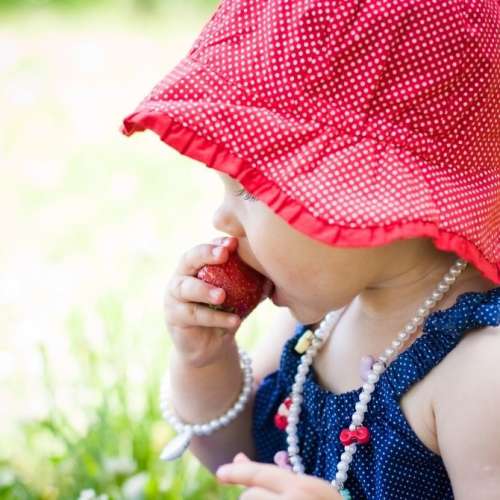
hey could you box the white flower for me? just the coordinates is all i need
[77,489,109,500]
[122,472,148,500]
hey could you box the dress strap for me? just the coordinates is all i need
[382,287,500,399]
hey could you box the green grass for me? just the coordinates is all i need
[0,5,276,499]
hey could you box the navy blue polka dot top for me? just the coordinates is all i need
[252,286,500,499]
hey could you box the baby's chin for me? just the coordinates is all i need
[287,305,327,328]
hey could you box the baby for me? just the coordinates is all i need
[161,172,500,499]
[122,0,500,498]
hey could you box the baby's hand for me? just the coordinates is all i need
[216,453,344,499]
[163,236,243,368]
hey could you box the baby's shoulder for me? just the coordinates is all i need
[437,322,500,389]
[433,323,500,495]
[433,322,500,420]
[456,322,500,361]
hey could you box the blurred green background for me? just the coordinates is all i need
[0,1,278,498]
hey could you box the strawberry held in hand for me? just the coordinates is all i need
[197,251,274,319]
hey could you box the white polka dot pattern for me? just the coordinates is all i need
[122,0,500,284]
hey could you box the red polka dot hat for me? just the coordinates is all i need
[122,0,500,284]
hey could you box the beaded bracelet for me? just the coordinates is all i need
[159,347,253,461]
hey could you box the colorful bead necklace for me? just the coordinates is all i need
[272,258,467,498]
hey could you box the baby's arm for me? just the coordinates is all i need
[436,325,500,499]
[172,306,300,474]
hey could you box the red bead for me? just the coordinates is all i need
[274,413,288,430]
[339,426,371,446]
[283,397,292,409]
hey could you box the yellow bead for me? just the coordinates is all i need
[294,330,314,354]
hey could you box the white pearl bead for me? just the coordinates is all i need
[298,365,309,376]
[449,267,461,276]
[412,315,425,326]
[288,444,299,455]
[444,274,456,284]
[362,382,375,393]
[325,311,337,321]
[397,331,409,342]
[314,328,326,339]
[292,394,303,405]
[372,362,385,374]
[391,339,402,350]
[234,401,244,413]
[293,464,304,474]
[424,298,436,308]
[383,347,395,358]
[404,323,417,334]
[431,290,443,301]
[336,471,347,482]
[303,353,313,364]
[355,402,367,413]
[337,462,348,472]
[341,452,353,463]
[349,423,356,431]
[416,306,428,317]
[287,435,298,446]
[367,372,379,384]
[288,415,298,425]
[352,413,363,425]
[228,408,237,419]
[220,415,230,426]
[193,424,202,434]
[308,346,319,358]
[360,392,372,404]
[437,282,450,293]
[311,338,322,348]
[378,354,388,364]
[286,423,297,434]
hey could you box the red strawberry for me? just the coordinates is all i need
[197,251,274,319]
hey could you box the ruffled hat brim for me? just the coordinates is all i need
[122,53,500,284]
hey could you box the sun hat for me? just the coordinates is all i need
[121,0,500,284]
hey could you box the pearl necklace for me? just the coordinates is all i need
[284,258,468,497]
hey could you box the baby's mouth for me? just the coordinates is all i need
[262,278,275,300]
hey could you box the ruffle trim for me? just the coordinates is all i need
[121,110,500,285]
[385,286,500,398]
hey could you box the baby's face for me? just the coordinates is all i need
[212,172,383,324]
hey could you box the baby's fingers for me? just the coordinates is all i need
[169,275,226,306]
[174,243,228,277]
[171,302,241,329]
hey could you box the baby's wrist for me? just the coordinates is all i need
[170,335,238,370]
[159,347,253,460]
